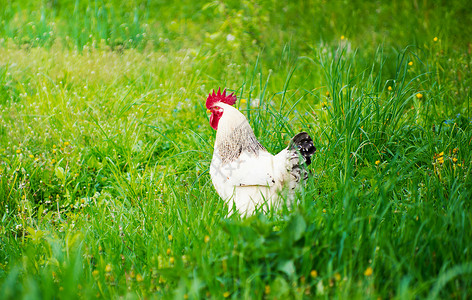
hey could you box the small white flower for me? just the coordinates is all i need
[226,34,236,42]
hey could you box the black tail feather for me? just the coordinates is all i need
[289,132,316,166]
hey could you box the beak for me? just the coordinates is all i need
[206,109,211,113]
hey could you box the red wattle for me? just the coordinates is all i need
[209,107,223,130]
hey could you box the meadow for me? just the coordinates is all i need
[0,0,471,299]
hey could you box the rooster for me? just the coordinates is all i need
[207,88,316,215]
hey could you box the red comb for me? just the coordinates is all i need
[206,88,237,109]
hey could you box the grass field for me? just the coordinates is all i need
[1,0,471,299]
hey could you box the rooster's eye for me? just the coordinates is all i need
[210,107,223,114]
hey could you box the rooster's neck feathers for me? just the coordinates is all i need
[215,103,266,163]
[216,122,266,163]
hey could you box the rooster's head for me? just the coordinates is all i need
[206,88,237,130]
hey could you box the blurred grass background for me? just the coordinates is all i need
[0,0,471,299]
[1,0,472,54]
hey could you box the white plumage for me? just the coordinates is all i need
[206,89,316,215]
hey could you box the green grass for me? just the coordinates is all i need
[1,0,472,299]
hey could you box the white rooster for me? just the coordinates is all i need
[207,88,316,215]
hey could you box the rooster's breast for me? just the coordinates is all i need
[210,148,288,214]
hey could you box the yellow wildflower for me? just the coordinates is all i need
[375,160,380,166]
[388,86,392,91]
[408,61,413,66]
[105,264,112,273]
[204,235,210,243]
[136,274,143,282]
[334,273,341,281]
[168,234,173,241]
[364,266,373,276]
[29,154,34,158]
[453,148,458,154]
[341,35,345,40]
[64,142,70,146]
[240,99,247,104]
[223,291,230,298]
[92,270,99,276]
[265,285,271,294]
[416,93,423,99]
[16,149,21,154]
[169,257,175,264]
[166,248,171,255]
[452,157,458,163]
[433,37,438,42]
[310,270,318,278]
[325,91,330,97]
[184,294,189,300]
